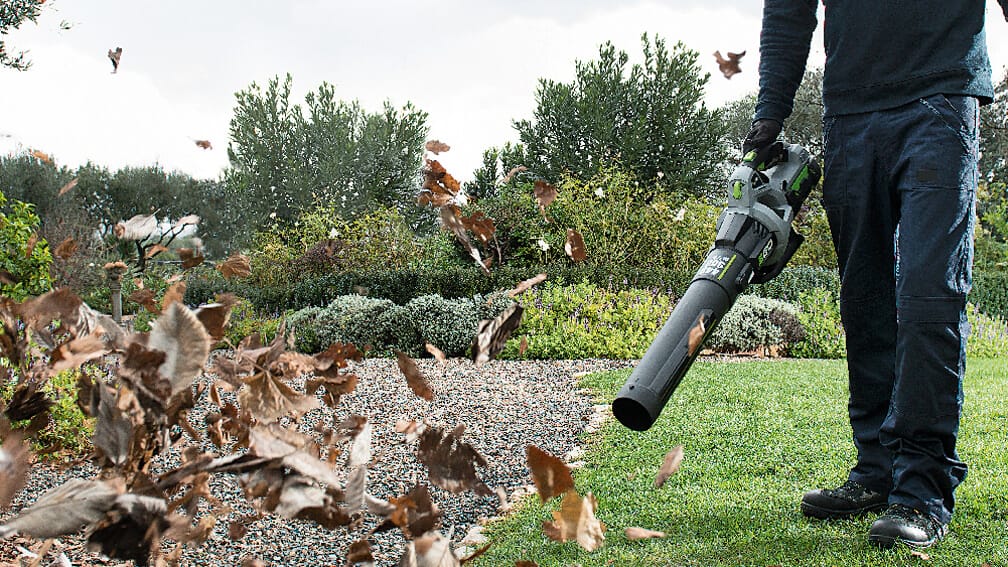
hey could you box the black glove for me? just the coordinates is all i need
[742,119,784,169]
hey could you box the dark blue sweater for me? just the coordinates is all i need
[755,0,1008,122]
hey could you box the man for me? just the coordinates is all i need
[743,0,1008,550]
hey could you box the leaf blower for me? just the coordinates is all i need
[612,142,822,431]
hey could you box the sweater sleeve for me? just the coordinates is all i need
[753,0,819,124]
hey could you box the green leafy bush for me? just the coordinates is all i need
[746,265,840,303]
[288,294,396,354]
[405,295,480,357]
[966,303,1008,358]
[707,295,805,354]
[1,368,94,458]
[970,270,1008,319]
[790,288,846,359]
[0,191,53,300]
[226,298,282,346]
[499,282,674,360]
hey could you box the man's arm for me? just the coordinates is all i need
[754,0,819,124]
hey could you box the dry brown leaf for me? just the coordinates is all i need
[542,489,605,552]
[508,273,547,298]
[193,294,238,341]
[107,47,122,72]
[145,244,169,259]
[240,370,321,423]
[501,165,527,184]
[0,478,121,539]
[910,550,931,561]
[148,302,212,398]
[425,342,447,363]
[654,445,684,488]
[525,445,574,503]
[425,140,450,155]
[401,530,460,567]
[49,333,108,374]
[217,253,251,279]
[114,214,157,241]
[178,248,204,270]
[518,335,528,357]
[625,526,666,540]
[533,180,557,215]
[381,484,441,539]
[687,315,707,357]
[24,232,38,258]
[564,229,587,262]
[194,140,212,150]
[0,433,30,509]
[714,50,745,79]
[514,562,539,567]
[52,237,78,260]
[57,177,79,196]
[29,149,52,164]
[395,349,434,401]
[346,538,373,565]
[471,304,524,364]
[128,288,159,315]
[418,424,491,496]
[160,281,186,311]
[460,211,495,246]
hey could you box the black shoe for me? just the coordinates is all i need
[800,480,888,520]
[869,504,948,549]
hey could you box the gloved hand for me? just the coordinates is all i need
[742,118,783,156]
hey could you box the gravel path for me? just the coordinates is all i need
[1,357,633,566]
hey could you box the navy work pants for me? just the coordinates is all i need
[821,93,978,525]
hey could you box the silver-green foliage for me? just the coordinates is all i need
[707,295,804,353]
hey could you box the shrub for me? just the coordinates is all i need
[0,368,94,458]
[405,295,480,357]
[707,295,804,354]
[790,288,846,359]
[0,191,53,300]
[499,282,674,360]
[746,265,840,303]
[226,298,282,346]
[966,303,1008,358]
[970,270,1008,320]
[289,295,397,354]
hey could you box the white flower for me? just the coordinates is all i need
[594,187,604,198]
[269,211,277,219]
[674,207,686,222]
[329,227,339,238]
[536,238,550,251]
[657,171,665,179]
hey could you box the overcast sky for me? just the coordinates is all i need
[2,1,1007,183]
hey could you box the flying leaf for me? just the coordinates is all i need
[57,177,78,196]
[194,140,212,150]
[418,424,491,496]
[128,288,159,315]
[173,214,200,230]
[0,478,121,539]
[460,211,495,246]
[653,445,684,489]
[400,530,461,567]
[713,50,745,79]
[160,281,186,311]
[240,370,321,423]
[425,342,447,363]
[3,384,53,422]
[193,294,237,341]
[507,273,547,297]
[24,232,38,258]
[114,214,157,241]
[30,149,53,164]
[425,140,450,155]
[346,539,374,565]
[48,333,108,374]
[471,304,524,364]
[542,489,606,552]
[217,253,251,279]
[87,493,171,564]
[564,229,587,262]
[107,47,122,73]
[525,445,574,503]
[501,165,527,184]
[518,335,528,357]
[395,349,434,401]
[533,180,557,217]
[0,433,30,509]
[687,315,707,357]
[52,237,78,260]
[344,419,372,511]
[378,484,441,539]
[92,383,138,466]
[145,244,169,259]
[910,550,931,561]
[248,425,340,487]
[148,302,212,397]
[178,247,204,269]
[625,526,666,540]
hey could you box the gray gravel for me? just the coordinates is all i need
[1,356,633,566]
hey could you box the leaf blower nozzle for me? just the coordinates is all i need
[612,142,821,431]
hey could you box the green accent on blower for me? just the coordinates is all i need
[743,150,757,162]
[791,165,810,193]
[718,254,737,280]
[732,181,743,200]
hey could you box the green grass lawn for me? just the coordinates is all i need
[474,358,1008,567]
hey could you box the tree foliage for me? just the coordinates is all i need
[0,0,44,70]
[226,74,429,229]
[513,34,726,199]
[0,190,52,300]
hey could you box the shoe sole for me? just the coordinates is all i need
[801,501,888,520]
[868,533,939,550]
